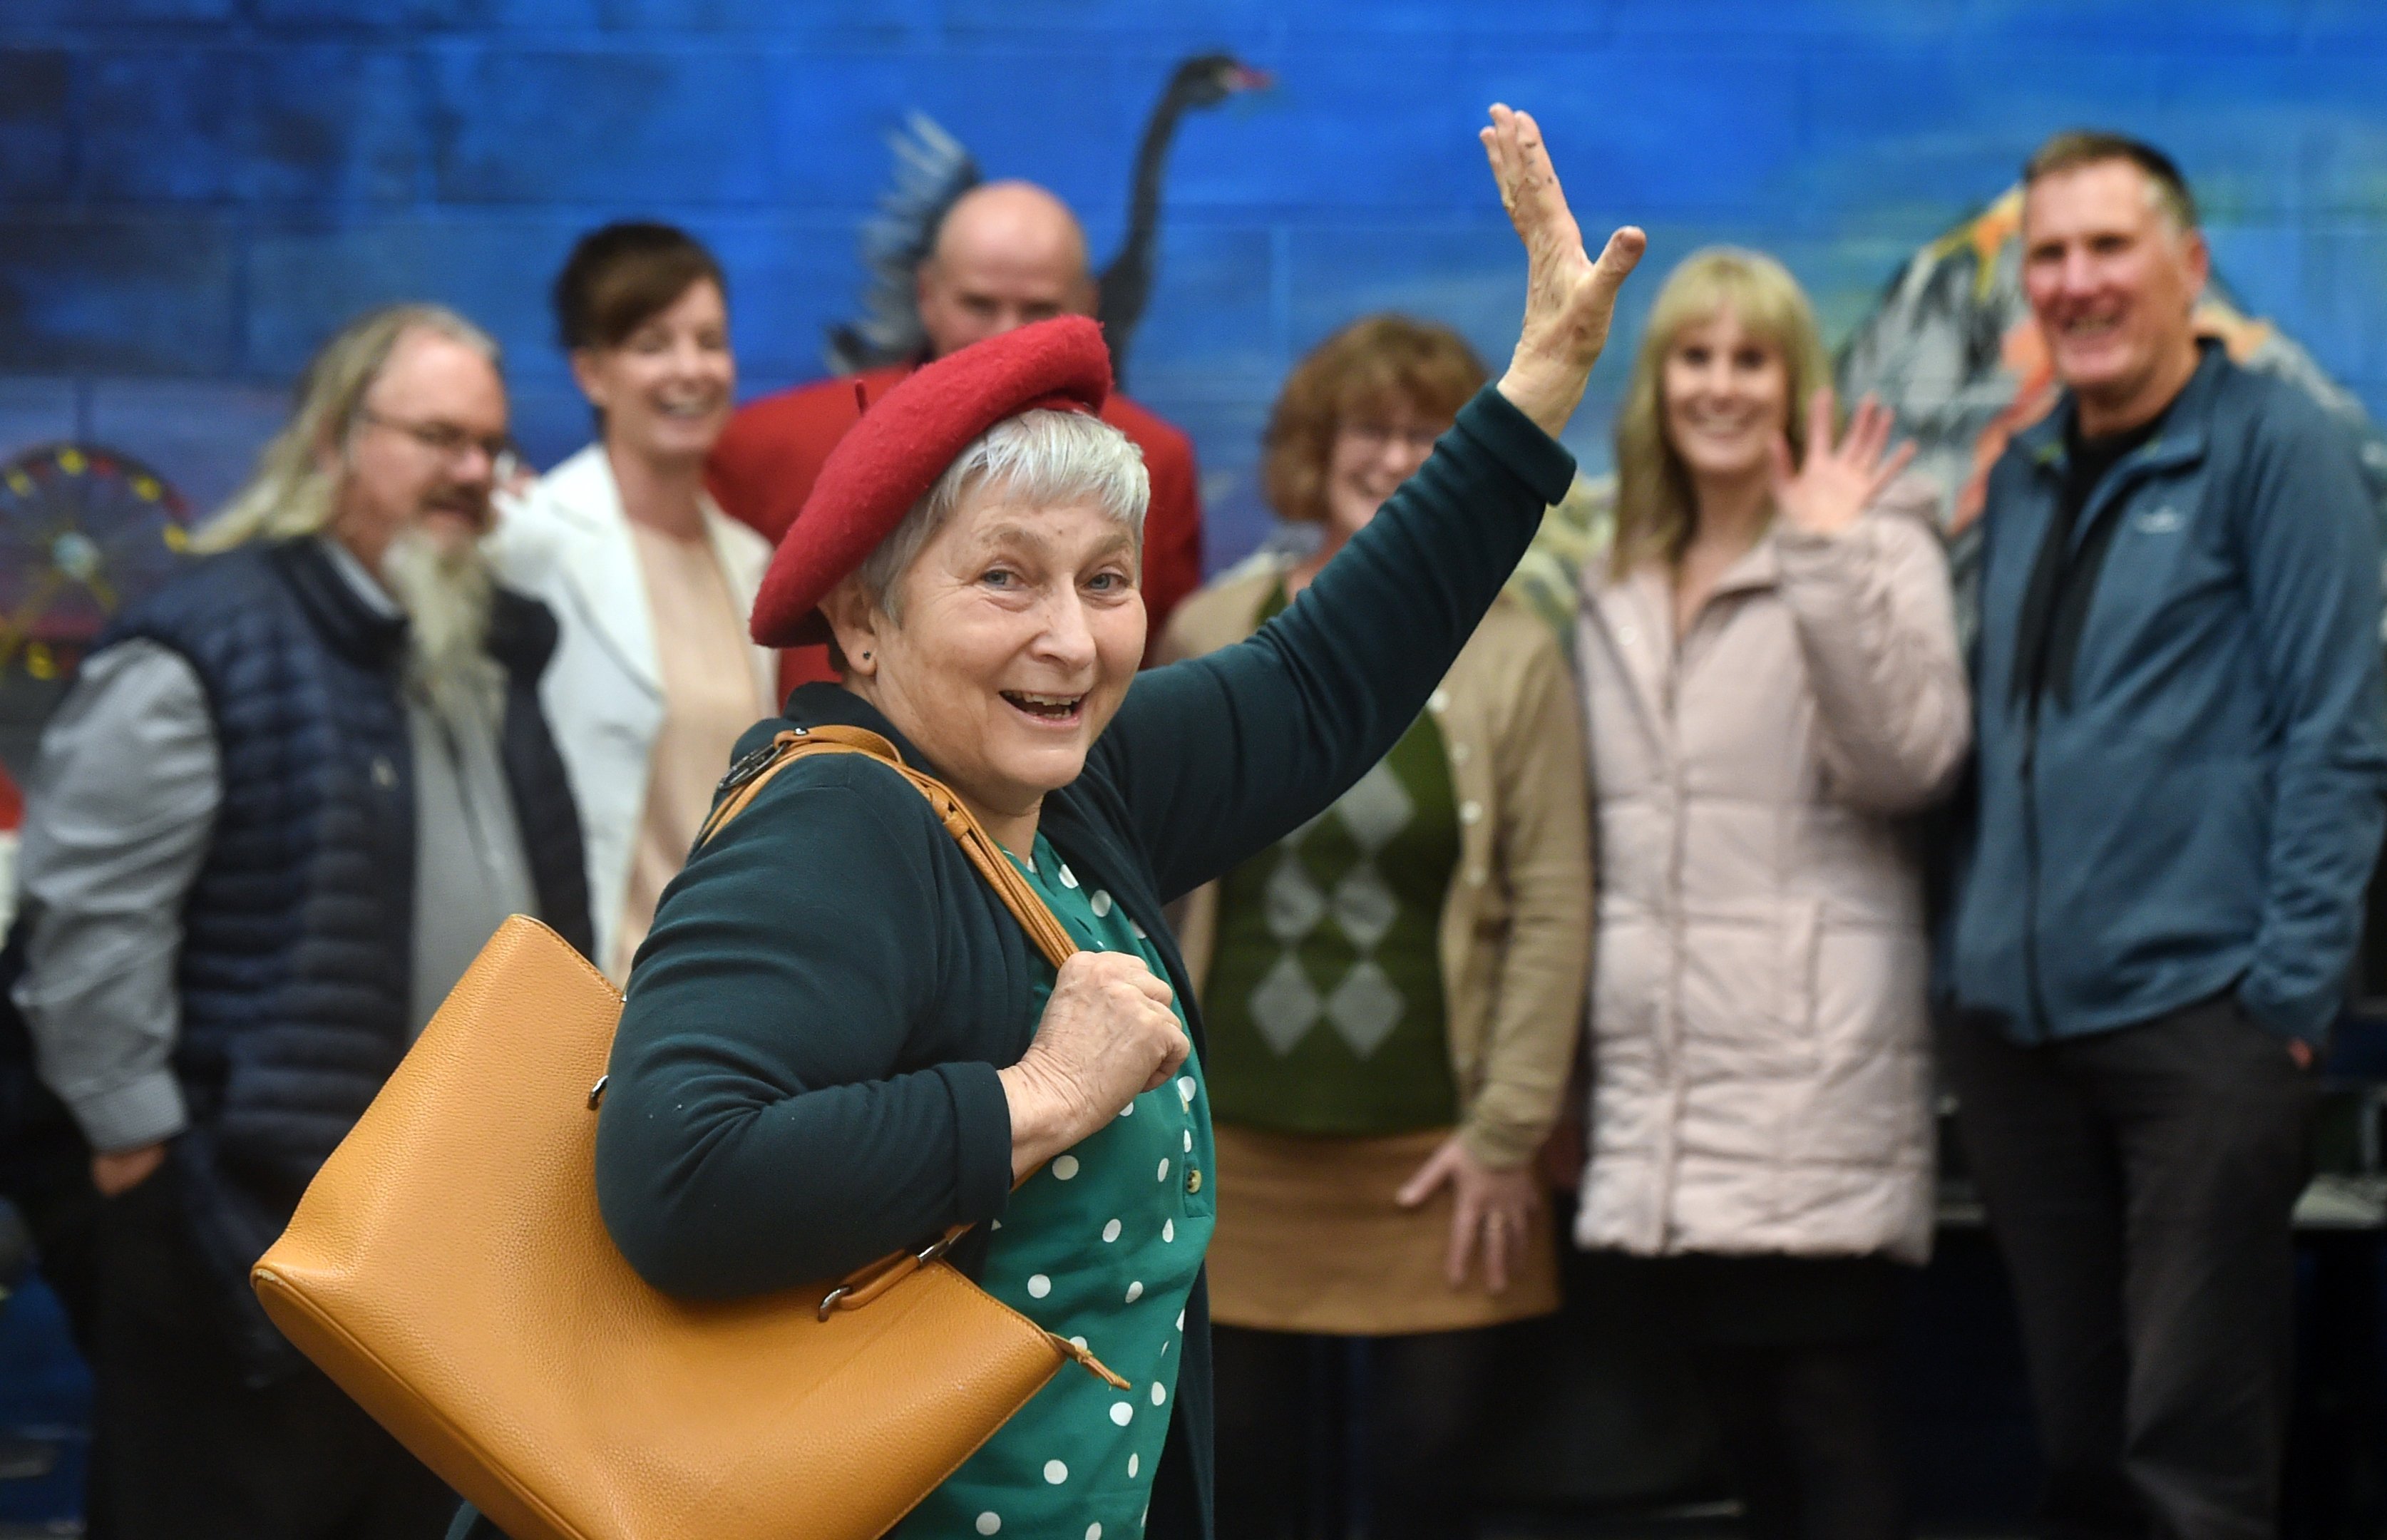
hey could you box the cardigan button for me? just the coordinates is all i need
[1186,1168,1203,1195]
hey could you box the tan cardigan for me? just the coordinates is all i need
[1160,561,1592,1169]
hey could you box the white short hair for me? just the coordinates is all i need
[853,408,1149,622]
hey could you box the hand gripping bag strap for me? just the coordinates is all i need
[692,726,1124,1387]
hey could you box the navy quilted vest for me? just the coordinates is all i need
[103,538,591,1373]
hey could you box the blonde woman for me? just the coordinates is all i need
[1575,249,1968,1539]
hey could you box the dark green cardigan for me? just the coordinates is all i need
[458,386,1569,1540]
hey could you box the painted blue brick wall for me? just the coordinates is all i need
[4,0,2387,561]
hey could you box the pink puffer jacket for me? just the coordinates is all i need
[1573,483,1968,1266]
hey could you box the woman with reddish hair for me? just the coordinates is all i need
[1162,314,1591,1539]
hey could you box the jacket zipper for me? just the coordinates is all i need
[1657,611,1690,1250]
[2013,448,2155,1044]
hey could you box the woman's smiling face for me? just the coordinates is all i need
[835,488,1146,824]
[570,277,736,464]
[1659,304,1790,484]
[1322,395,1445,544]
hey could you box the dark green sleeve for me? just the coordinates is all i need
[1096,385,1576,900]
[592,764,1015,1299]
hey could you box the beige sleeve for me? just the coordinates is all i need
[1457,632,1593,1169]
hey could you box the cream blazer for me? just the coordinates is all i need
[487,445,776,967]
[1161,560,1592,1168]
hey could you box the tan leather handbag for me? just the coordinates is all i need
[252,725,1119,1540]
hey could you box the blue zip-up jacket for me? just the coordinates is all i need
[1950,339,2387,1047]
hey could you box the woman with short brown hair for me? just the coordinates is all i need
[1162,312,1592,1539]
[488,221,776,980]
[1258,315,1493,525]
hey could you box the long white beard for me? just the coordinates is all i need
[381,526,500,727]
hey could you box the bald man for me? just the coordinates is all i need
[709,180,1205,689]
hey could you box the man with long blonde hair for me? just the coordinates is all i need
[11,304,591,1537]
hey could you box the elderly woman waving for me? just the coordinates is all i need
[456,108,1642,1540]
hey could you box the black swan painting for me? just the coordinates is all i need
[825,52,1272,385]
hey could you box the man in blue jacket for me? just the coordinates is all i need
[1946,131,2387,1538]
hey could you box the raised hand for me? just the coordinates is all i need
[1481,104,1647,436]
[1771,387,1917,536]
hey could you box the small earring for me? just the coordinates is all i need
[860,651,871,661]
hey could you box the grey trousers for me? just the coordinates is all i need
[1943,993,2319,1540]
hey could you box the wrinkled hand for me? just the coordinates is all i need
[1482,104,1647,437]
[92,1141,167,1198]
[1396,1134,1541,1294]
[1770,388,1916,537]
[998,952,1187,1181]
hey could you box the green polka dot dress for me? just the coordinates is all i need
[896,834,1216,1540]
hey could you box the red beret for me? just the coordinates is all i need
[749,315,1113,648]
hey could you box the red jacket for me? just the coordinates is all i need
[707,364,1205,692]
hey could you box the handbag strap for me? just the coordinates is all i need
[697,726,1079,971]
[688,725,1129,1388]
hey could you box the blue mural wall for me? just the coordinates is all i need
[4,0,2387,569]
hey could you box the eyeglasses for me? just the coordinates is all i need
[1342,421,1445,453]
[357,409,516,472]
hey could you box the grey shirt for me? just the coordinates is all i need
[11,539,540,1151]
[12,639,217,1150]
[404,681,536,1035]
[318,540,538,1037]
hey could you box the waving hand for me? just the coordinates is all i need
[1482,104,1647,436]
[1771,388,1917,536]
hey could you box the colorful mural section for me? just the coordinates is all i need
[4,0,2387,711]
